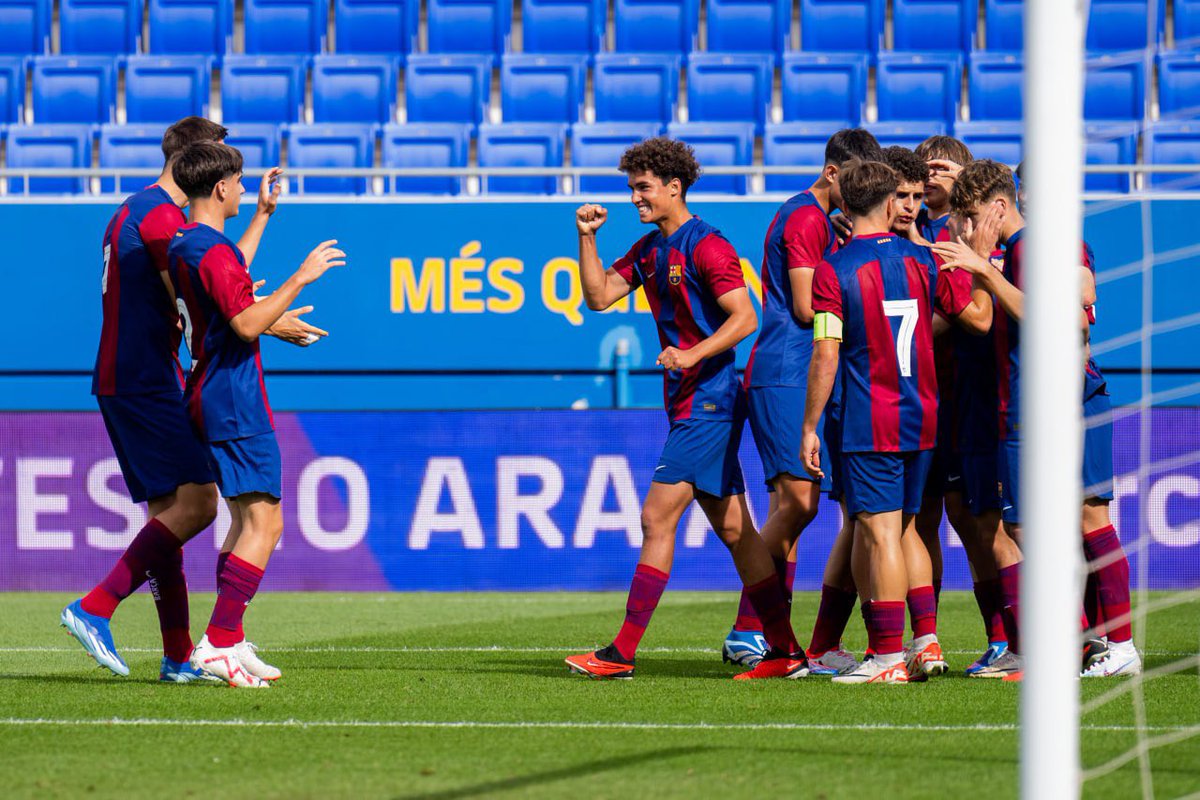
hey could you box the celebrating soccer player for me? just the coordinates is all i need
[564,137,807,680]
[166,142,345,687]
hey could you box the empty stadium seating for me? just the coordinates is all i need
[984,0,1022,50]
[312,54,399,123]
[706,0,790,54]
[968,52,1022,121]
[0,0,50,55]
[4,123,93,193]
[1084,55,1147,120]
[953,121,1022,165]
[427,0,511,54]
[780,53,867,127]
[60,0,141,54]
[405,54,493,128]
[223,122,281,192]
[665,121,753,194]
[334,0,418,56]
[1085,122,1138,191]
[148,0,231,56]
[125,55,211,123]
[571,122,662,193]
[221,55,307,123]
[686,53,772,133]
[521,0,604,53]
[763,121,841,193]
[892,0,976,52]
[1086,0,1159,52]
[1145,121,1200,189]
[285,123,375,194]
[876,53,962,123]
[381,122,470,194]
[1157,51,1200,119]
[477,122,565,194]
[244,0,327,54]
[1177,0,1200,45]
[867,120,947,149]
[0,56,25,124]
[32,56,116,123]
[99,122,168,193]
[500,54,587,124]
[593,53,680,124]
[614,0,698,54]
[800,0,883,55]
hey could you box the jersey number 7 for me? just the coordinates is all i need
[882,299,919,378]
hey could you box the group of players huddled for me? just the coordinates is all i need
[565,130,1142,684]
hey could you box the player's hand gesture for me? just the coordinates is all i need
[268,305,329,347]
[968,201,1004,258]
[257,167,283,216]
[927,158,963,182]
[904,225,933,248]
[830,211,852,245]
[656,346,698,372]
[252,279,267,302]
[801,431,824,479]
[576,204,608,235]
[931,237,991,276]
[297,240,347,285]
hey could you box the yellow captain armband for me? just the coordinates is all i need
[813,312,843,341]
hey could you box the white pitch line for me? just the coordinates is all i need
[0,717,1191,734]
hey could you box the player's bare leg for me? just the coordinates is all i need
[806,504,859,674]
[903,500,946,678]
[1080,499,1139,677]
[834,511,910,684]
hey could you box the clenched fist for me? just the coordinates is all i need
[576,204,608,235]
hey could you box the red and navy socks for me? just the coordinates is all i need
[81,517,181,619]
[612,563,670,661]
[205,553,265,648]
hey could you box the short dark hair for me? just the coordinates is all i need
[839,160,899,218]
[825,128,884,167]
[914,135,973,167]
[949,159,1018,213]
[161,116,228,162]
[619,136,701,196]
[174,142,244,200]
[881,146,929,185]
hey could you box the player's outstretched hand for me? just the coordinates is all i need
[969,200,1004,258]
[830,211,852,245]
[931,237,991,276]
[297,240,347,285]
[801,431,824,479]
[253,279,267,302]
[269,305,329,347]
[656,346,698,372]
[576,204,608,235]
[258,167,283,216]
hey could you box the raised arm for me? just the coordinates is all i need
[228,240,345,342]
[932,237,1024,322]
[236,168,283,268]
[576,204,635,311]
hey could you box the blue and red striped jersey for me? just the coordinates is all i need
[91,185,187,396]
[917,208,953,245]
[812,233,970,453]
[744,190,837,388]
[612,217,747,422]
[166,223,274,442]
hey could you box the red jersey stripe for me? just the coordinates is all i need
[858,260,902,451]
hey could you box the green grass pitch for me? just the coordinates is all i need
[1,591,1197,799]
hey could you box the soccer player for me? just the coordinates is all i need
[802,160,991,684]
[61,117,322,682]
[166,142,345,687]
[915,136,973,245]
[726,129,883,671]
[565,137,806,680]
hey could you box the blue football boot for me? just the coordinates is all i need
[60,599,129,677]
[964,641,1008,676]
[722,628,768,667]
[160,655,222,683]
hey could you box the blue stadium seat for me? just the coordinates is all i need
[0,0,49,54]
[60,0,141,53]
[381,122,470,194]
[867,120,947,149]
[478,122,565,194]
[614,0,698,54]
[665,121,753,194]
[1086,0,1159,52]
[763,121,842,193]
[1084,54,1147,120]
[984,0,1022,50]
[0,56,26,124]
[500,53,587,124]
[125,56,211,123]
[427,0,511,53]
[706,0,790,54]
[244,0,327,54]
[312,54,398,124]
[32,56,116,123]
[875,53,962,123]
[99,122,168,194]
[1085,122,1137,192]
[686,53,772,133]
[405,54,493,128]
[1145,121,1200,189]
[594,53,680,123]
[285,123,375,194]
[149,0,231,55]
[5,123,92,193]
[953,121,1022,165]
[893,0,976,51]
[800,0,883,55]
[1157,51,1200,120]
[1177,0,1200,45]
[223,123,281,193]
[570,121,663,193]
[780,53,867,127]
[522,0,604,53]
[968,52,1023,121]
[335,0,418,56]
[221,55,307,124]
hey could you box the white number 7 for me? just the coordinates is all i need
[882,299,919,377]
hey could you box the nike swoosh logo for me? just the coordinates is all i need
[655,465,667,471]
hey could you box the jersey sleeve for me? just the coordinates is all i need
[782,206,831,271]
[935,264,973,319]
[811,260,843,340]
[139,203,186,272]
[198,243,255,322]
[691,233,745,298]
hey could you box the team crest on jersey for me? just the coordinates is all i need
[668,263,683,285]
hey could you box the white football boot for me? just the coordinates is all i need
[1081,640,1142,678]
[190,635,269,688]
[808,646,859,675]
[235,640,282,681]
[832,655,910,685]
[905,634,948,680]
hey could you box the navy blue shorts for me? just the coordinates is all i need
[654,418,746,498]
[961,449,1003,516]
[923,440,965,498]
[1083,389,1115,501]
[824,410,845,502]
[747,386,832,492]
[97,392,216,504]
[843,450,934,516]
[999,437,1020,524]
[209,431,282,499]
